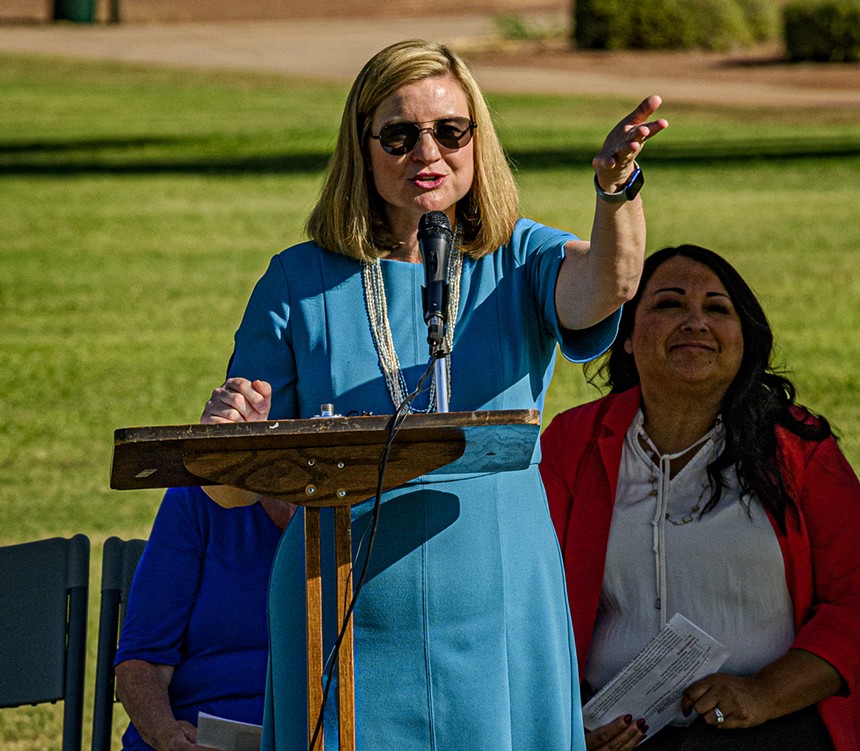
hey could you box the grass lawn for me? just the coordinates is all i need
[1,52,858,749]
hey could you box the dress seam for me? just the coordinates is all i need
[494,472,514,749]
[422,481,437,750]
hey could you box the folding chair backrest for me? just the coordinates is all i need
[91,536,146,751]
[0,534,90,751]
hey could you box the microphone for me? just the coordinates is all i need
[418,211,453,358]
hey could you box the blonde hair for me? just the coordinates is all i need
[305,39,520,261]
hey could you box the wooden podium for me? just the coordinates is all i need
[111,409,540,750]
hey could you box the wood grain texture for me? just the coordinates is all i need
[111,411,540,504]
[305,508,325,750]
[335,506,356,751]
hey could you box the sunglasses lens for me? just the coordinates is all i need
[378,123,418,155]
[433,118,473,149]
[377,118,474,155]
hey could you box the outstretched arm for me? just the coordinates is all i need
[556,95,668,330]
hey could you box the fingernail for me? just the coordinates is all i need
[624,715,633,725]
[637,719,648,731]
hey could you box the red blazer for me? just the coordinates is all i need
[540,386,860,751]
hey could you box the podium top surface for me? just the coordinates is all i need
[111,410,541,505]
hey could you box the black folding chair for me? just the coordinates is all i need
[91,536,147,751]
[0,534,90,751]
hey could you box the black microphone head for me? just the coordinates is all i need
[418,211,452,240]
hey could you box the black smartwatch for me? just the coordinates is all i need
[594,163,644,203]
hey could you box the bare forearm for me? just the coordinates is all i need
[555,198,645,330]
[683,649,843,729]
[555,95,665,330]
[201,484,261,508]
[115,660,182,750]
[750,649,843,718]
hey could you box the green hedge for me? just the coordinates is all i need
[573,0,779,50]
[784,0,860,61]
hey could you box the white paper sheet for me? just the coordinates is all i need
[197,711,263,751]
[582,613,730,738]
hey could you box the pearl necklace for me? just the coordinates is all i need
[635,414,723,619]
[361,228,463,412]
[637,416,722,525]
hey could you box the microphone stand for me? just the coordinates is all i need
[418,211,453,414]
[426,313,450,413]
[434,348,450,414]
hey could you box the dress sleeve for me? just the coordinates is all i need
[226,254,298,419]
[515,218,622,363]
[115,487,208,668]
[790,435,860,693]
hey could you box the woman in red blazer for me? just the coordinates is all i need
[541,245,860,751]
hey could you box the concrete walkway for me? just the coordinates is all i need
[1,16,859,108]
[0,16,502,79]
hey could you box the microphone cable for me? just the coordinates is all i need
[308,357,436,750]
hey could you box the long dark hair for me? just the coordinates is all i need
[588,244,832,532]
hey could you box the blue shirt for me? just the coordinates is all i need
[115,486,283,750]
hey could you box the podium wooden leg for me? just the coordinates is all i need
[335,506,356,751]
[305,508,324,751]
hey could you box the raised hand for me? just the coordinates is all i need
[593,95,668,191]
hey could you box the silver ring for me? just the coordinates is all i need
[714,707,725,724]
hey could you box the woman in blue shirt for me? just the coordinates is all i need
[115,486,294,750]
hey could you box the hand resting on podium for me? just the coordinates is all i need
[202,377,272,424]
[200,377,275,508]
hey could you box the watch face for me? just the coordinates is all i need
[625,167,644,200]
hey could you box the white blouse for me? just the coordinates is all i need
[584,410,795,696]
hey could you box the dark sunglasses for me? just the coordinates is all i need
[370,117,477,155]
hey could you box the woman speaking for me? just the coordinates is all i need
[200,39,666,751]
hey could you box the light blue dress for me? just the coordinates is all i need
[226,218,620,750]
